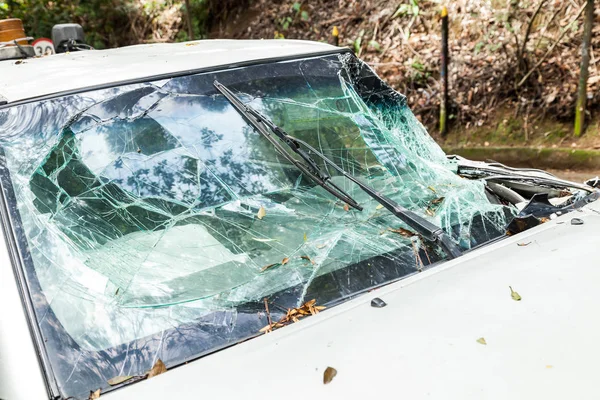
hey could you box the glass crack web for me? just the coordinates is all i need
[0,53,515,398]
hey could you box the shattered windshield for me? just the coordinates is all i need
[0,52,513,398]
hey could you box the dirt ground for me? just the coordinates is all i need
[548,169,599,182]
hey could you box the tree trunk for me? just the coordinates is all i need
[574,0,594,137]
[184,0,194,40]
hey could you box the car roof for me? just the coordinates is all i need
[0,39,340,105]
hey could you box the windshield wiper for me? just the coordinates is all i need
[213,80,462,259]
[213,80,362,210]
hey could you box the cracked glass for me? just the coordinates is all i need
[0,52,513,399]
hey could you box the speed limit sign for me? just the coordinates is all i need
[32,38,55,56]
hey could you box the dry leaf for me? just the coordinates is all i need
[388,227,416,237]
[89,389,101,399]
[517,242,531,247]
[257,206,266,220]
[281,257,290,265]
[375,204,384,210]
[343,203,350,212]
[107,376,133,386]
[431,197,445,205]
[300,255,315,264]
[476,337,487,345]
[323,366,337,384]
[427,186,437,193]
[147,359,167,379]
[509,286,522,301]
[260,263,278,272]
[259,298,325,333]
[303,232,308,242]
[316,244,327,249]
[185,42,199,46]
[425,208,435,217]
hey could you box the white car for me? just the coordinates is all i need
[1,39,599,400]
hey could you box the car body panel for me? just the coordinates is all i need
[95,201,600,400]
[0,221,48,400]
[0,39,337,104]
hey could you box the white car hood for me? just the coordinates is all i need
[103,201,600,400]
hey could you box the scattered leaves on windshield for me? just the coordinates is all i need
[259,299,326,333]
[376,204,384,210]
[257,206,267,220]
[147,359,167,379]
[304,232,308,242]
[427,186,437,193]
[509,286,522,301]
[261,257,290,272]
[323,366,338,384]
[107,375,133,386]
[388,227,416,238]
[476,337,487,345]
[89,389,101,399]
[343,203,350,212]
[426,197,445,216]
[261,263,279,272]
[300,255,315,264]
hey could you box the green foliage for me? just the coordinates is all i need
[0,0,211,48]
[391,0,419,19]
[353,29,365,55]
[175,0,210,42]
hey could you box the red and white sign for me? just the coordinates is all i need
[32,38,55,56]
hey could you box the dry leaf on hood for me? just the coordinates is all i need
[147,359,167,379]
[323,366,337,384]
[509,286,522,301]
[89,389,101,399]
[476,337,487,345]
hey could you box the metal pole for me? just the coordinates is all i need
[574,0,594,137]
[440,6,449,136]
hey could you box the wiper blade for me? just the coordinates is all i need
[213,80,362,210]
[213,80,461,259]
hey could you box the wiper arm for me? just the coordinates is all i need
[213,80,461,259]
[214,80,362,210]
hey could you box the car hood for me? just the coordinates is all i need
[103,198,600,400]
